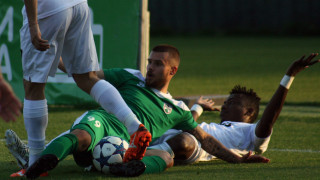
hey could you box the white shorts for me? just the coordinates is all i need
[20,2,99,83]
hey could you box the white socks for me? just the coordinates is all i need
[23,99,48,166]
[90,80,141,135]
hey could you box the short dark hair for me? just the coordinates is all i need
[152,44,180,66]
[230,85,261,123]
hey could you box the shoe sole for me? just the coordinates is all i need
[109,160,146,177]
[124,131,151,162]
[25,154,58,179]
[5,129,29,169]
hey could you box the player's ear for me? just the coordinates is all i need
[245,107,254,117]
[243,107,254,123]
[170,66,178,75]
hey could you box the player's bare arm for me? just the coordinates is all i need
[186,126,270,163]
[24,0,49,51]
[191,96,220,121]
[256,53,320,138]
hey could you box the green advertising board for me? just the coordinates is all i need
[0,0,148,105]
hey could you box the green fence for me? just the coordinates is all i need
[0,0,147,105]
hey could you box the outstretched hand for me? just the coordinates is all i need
[196,96,220,112]
[240,151,270,163]
[286,53,320,76]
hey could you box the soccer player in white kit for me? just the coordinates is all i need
[159,53,320,164]
[20,0,151,170]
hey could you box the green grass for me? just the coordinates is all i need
[1,105,319,179]
[1,36,320,179]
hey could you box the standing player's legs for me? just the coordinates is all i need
[20,4,76,167]
[23,81,48,167]
[62,2,151,161]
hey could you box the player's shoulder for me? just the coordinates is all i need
[170,99,190,111]
[123,68,145,81]
[103,68,145,81]
[152,89,190,111]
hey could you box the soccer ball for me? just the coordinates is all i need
[92,136,129,174]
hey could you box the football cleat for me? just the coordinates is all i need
[109,160,146,177]
[123,124,152,162]
[5,129,29,169]
[10,169,49,177]
[25,154,58,179]
[10,169,26,177]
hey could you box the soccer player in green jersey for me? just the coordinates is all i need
[24,45,269,178]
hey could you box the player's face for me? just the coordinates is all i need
[220,94,248,122]
[146,51,172,89]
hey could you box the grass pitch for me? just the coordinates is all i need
[1,36,319,179]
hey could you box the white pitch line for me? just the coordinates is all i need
[0,139,49,143]
[269,148,320,153]
[0,138,319,153]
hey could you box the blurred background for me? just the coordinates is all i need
[147,0,320,105]
[148,0,320,36]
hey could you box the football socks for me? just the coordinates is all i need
[41,133,78,161]
[23,99,48,166]
[141,156,167,174]
[90,80,140,135]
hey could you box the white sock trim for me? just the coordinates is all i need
[90,80,110,101]
[23,99,48,118]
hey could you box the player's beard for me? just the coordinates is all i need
[146,77,165,89]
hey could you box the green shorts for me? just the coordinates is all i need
[70,109,130,152]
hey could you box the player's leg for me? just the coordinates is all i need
[5,129,71,170]
[62,2,151,162]
[25,113,98,178]
[23,80,48,167]
[109,149,173,177]
[20,4,73,168]
[25,110,117,178]
[72,72,143,136]
[150,132,201,165]
[166,132,202,164]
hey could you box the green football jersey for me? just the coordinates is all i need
[103,68,198,143]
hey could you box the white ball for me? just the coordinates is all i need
[92,136,128,174]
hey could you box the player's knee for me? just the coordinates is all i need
[72,72,99,94]
[23,80,46,100]
[146,149,174,169]
[160,150,174,168]
[71,129,91,152]
[167,132,196,160]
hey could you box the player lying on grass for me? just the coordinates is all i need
[6,44,269,178]
[157,53,320,164]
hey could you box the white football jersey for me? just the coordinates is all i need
[198,121,271,161]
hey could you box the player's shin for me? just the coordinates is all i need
[141,156,168,173]
[90,80,141,135]
[41,133,78,161]
[23,99,48,166]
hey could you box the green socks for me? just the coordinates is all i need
[142,156,167,174]
[41,133,78,161]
